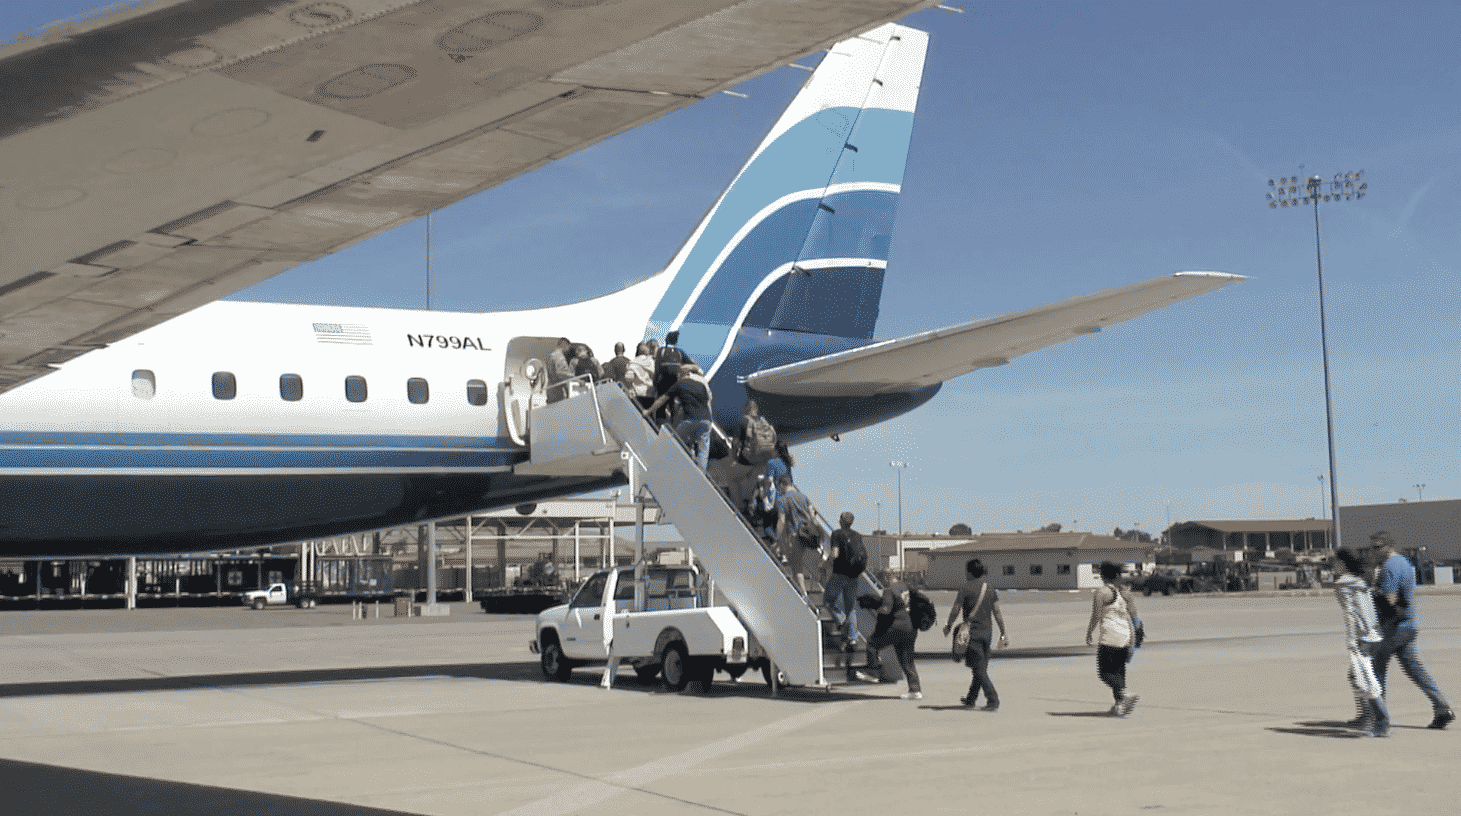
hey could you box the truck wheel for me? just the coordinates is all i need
[660,642,691,691]
[252,598,265,610]
[1142,588,1153,597]
[1161,587,1172,596]
[634,664,661,684]
[724,664,748,680]
[540,640,573,682]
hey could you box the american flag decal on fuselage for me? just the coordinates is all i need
[313,322,372,345]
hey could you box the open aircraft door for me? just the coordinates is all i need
[502,337,556,447]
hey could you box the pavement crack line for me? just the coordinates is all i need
[356,700,861,816]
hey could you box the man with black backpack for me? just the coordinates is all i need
[826,512,868,659]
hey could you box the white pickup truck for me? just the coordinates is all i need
[531,564,754,690]
[241,582,318,609]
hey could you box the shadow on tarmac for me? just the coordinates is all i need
[0,757,419,816]
[0,659,885,703]
[0,661,545,698]
[1268,723,1373,739]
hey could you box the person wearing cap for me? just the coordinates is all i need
[1368,531,1454,730]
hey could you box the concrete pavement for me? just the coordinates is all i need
[1,592,1457,815]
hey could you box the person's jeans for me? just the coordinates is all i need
[823,572,859,646]
[676,418,712,470]
[1372,624,1450,713]
[965,637,998,706]
[871,626,920,693]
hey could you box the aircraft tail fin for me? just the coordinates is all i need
[646,23,928,375]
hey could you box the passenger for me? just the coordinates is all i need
[601,342,631,386]
[943,558,1008,710]
[1085,561,1140,716]
[625,342,656,411]
[1368,531,1454,729]
[861,581,921,700]
[643,363,714,470]
[736,400,779,467]
[763,441,792,505]
[652,330,693,421]
[825,512,868,660]
[546,337,573,403]
[1333,547,1389,736]
[773,475,822,594]
[572,343,603,382]
[747,473,778,545]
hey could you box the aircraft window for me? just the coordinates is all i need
[466,379,487,406]
[407,377,429,405]
[212,372,237,400]
[279,374,303,402]
[131,370,155,400]
[345,375,367,403]
[1029,564,1043,576]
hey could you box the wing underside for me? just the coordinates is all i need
[745,271,1246,397]
[0,0,939,393]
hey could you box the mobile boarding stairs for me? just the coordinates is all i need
[514,381,881,689]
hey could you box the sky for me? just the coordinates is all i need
[7,1,1459,542]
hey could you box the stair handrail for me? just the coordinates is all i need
[589,385,810,599]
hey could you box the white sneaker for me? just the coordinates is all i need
[900,691,923,700]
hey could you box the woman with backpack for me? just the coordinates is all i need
[860,581,922,700]
[736,400,778,467]
[1085,561,1140,716]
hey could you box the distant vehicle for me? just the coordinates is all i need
[1130,569,1200,596]
[531,564,753,691]
[241,582,318,610]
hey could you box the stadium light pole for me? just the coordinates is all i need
[1268,171,1366,550]
[1416,484,1425,502]
[890,461,909,569]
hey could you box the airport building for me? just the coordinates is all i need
[1165,519,1333,553]
[1340,499,1461,562]
[919,532,1154,591]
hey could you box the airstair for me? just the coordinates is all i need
[515,383,828,686]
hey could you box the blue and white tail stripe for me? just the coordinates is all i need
[645,24,928,375]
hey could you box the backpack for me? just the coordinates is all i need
[796,515,823,547]
[909,588,937,632]
[842,532,867,576]
[739,417,778,465]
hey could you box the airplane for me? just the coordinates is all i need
[0,22,1243,557]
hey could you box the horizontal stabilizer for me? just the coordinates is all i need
[744,271,1245,397]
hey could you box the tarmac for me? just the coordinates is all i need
[2,588,1458,816]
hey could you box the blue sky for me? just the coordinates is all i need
[9,1,1458,541]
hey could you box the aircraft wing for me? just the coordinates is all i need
[0,0,940,393]
[744,271,1246,397]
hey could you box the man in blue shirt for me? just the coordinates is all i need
[1369,531,1454,729]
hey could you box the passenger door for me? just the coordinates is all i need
[560,571,609,660]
